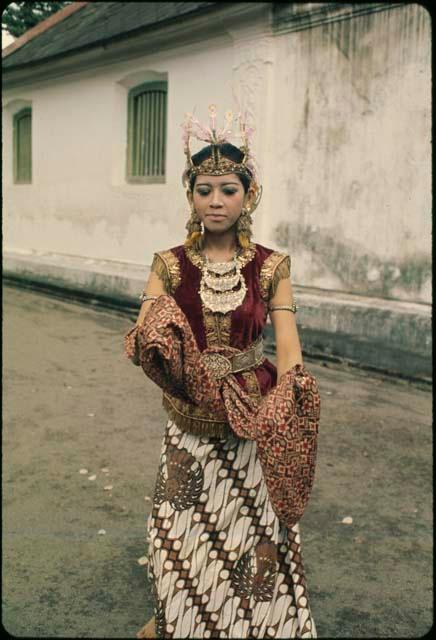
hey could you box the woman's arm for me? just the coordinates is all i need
[269,275,303,382]
[135,270,167,326]
[129,271,167,366]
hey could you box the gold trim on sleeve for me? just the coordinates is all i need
[270,254,291,299]
[152,250,181,295]
[259,252,291,303]
[150,253,170,293]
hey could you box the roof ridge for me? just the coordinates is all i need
[2,2,88,60]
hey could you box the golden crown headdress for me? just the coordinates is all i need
[181,104,261,191]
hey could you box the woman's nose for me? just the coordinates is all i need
[210,189,223,207]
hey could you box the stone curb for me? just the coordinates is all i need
[3,249,432,380]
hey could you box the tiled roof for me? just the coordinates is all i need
[2,2,218,70]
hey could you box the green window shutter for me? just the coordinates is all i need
[13,108,32,184]
[127,81,167,183]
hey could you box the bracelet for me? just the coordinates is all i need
[269,302,298,313]
[139,294,159,304]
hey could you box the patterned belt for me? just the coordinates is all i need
[200,336,264,380]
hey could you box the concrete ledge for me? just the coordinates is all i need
[3,249,147,307]
[263,290,432,381]
[3,249,432,381]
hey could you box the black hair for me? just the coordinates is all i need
[189,143,252,193]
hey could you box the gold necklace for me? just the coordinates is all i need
[199,250,247,313]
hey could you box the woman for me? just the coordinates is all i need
[127,107,318,639]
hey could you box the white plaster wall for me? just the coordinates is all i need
[268,4,431,302]
[3,35,235,266]
[2,4,431,303]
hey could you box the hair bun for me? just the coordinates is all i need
[192,143,244,167]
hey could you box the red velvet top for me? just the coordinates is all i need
[152,241,291,400]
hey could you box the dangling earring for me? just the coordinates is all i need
[185,203,201,234]
[248,184,263,215]
[236,206,253,249]
[185,203,204,250]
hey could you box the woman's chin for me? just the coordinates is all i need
[204,221,237,234]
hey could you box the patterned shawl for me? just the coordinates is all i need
[124,295,320,529]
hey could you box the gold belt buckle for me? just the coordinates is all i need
[201,337,264,379]
[200,352,233,380]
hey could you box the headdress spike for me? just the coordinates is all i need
[181,104,260,188]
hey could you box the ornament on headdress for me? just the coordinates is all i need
[181,105,260,190]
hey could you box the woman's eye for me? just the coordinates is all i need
[196,188,237,196]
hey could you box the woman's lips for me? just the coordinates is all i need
[207,214,226,219]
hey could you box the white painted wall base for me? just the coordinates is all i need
[3,249,431,380]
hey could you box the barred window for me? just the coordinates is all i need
[13,107,32,184]
[127,81,167,183]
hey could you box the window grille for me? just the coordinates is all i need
[13,107,32,184]
[127,81,167,183]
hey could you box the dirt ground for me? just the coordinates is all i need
[2,283,432,638]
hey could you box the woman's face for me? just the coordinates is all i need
[190,173,246,235]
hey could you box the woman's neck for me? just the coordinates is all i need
[202,229,238,255]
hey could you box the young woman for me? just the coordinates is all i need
[127,108,318,639]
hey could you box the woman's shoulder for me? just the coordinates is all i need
[253,243,291,301]
[153,244,185,259]
[150,245,185,294]
[254,242,290,265]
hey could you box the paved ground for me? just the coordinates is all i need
[2,284,432,638]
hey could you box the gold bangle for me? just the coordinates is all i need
[139,294,159,304]
[268,303,298,313]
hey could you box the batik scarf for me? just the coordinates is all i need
[124,295,320,531]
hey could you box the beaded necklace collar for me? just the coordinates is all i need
[184,241,256,270]
[184,242,256,313]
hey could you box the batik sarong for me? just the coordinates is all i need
[146,418,316,639]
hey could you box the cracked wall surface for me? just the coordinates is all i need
[268,3,431,303]
[2,4,431,304]
[274,221,431,301]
